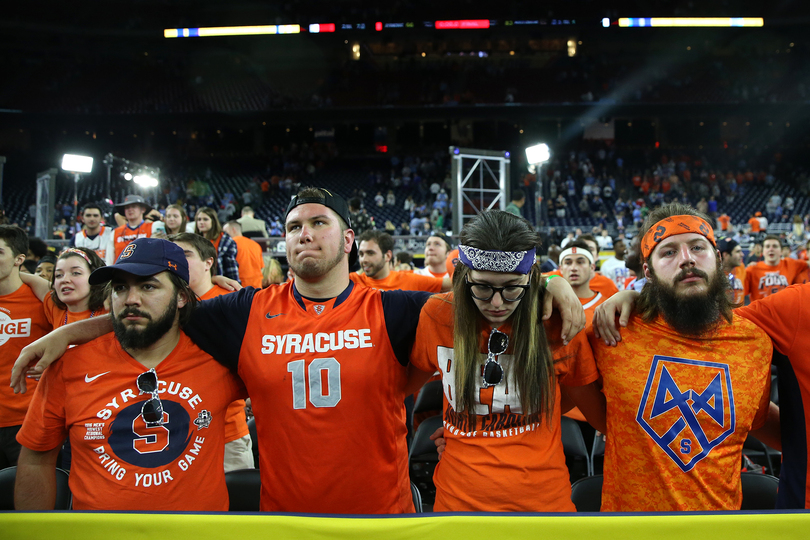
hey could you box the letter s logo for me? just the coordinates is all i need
[653,225,667,243]
[680,438,691,454]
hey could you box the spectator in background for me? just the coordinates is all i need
[223,221,265,289]
[374,191,385,208]
[717,213,731,232]
[748,213,762,234]
[596,230,613,250]
[386,190,396,206]
[262,257,285,287]
[236,206,269,239]
[194,207,240,283]
[34,256,56,284]
[746,241,763,265]
[505,191,525,218]
[394,251,413,271]
[348,198,374,236]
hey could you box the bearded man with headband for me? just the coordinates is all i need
[587,202,774,512]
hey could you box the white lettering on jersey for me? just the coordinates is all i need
[0,312,32,346]
[437,345,522,415]
[261,329,374,354]
[758,272,789,290]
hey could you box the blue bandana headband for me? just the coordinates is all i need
[457,244,536,274]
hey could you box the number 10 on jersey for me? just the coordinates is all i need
[287,358,342,409]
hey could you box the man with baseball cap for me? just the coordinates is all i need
[12,188,586,514]
[15,238,245,510]
[588,203,773,511]
[112,195,165,261]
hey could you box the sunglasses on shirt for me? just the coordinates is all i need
[482,328,509,388]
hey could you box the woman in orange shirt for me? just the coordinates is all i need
[410,210,606,512]
[22,247,108,329]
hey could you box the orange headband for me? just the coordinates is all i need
[641,215,716,260]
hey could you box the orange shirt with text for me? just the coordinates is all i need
[351,270,443,292]
[744,258,808,301]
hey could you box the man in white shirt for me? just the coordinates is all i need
[71,203,115,265]
[414,233,451,278]
[598,237,629,291]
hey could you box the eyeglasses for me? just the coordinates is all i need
[465,277,531,302]
[482,328,509,388]
[137,368,164,427]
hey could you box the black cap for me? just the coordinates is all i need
[716,237,739,254]
[285,188,358,267]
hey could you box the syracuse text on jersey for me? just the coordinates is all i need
[90,378,212,488]
[261,328,373,354]
[0,309,32,346]
[436,347,543,438]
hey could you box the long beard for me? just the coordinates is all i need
[647,264,730,337]
[112,295,178,351]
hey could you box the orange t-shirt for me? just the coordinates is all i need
[200,284,248,444]
[17,332,245,511]
[231,236,264,289]
[748,217,762,233]
[410,293,599,512]
[580,291,607,327]
[744,258,808,301]
[589,315,772,511]
[43,293,108,329]
[0,283,51,427]
[114,221,157,261]
[351,270,443,292]
[717,215,731,231]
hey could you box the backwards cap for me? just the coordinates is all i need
[285,188,358,267]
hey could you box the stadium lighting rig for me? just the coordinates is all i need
[61,154,94,228]
[102,153,161,198]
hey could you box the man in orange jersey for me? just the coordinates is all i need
[745,235,809,301]
[588,203,773,512]
[559,240,606,325]
[551,233,619,299]
[12,188,585,514]
[414,232,451,278]
[169,232,253,471]
[223,220,265,288]
[0,226,51,468]
[112,195,165,261]
[354,230,450,292]
[15,238,245,510]
[717,237,746,304]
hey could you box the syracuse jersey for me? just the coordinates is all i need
[351,269,443,292]
[729,264,746,305]
[736,283,810,509]
[744,258,808,301]
[551,269,618,299]
[0,284,50,427]
[410,293,599,512]
[184,281,431,513]
[73,226,116,265]
[589,315,772,511]
[17,332,244,511]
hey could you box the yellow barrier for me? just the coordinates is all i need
[2,511,809,540]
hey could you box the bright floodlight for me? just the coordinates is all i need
[525,144,550,165]
[61,154,93,173]
[134,175,159,188]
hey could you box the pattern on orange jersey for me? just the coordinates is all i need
[0,284,51,427]
[589,315,772,511]
[410,293,599,512]
[17,333,244,511]
[113,221,158,261]
[744,258,808,301]
[351,269,443,292]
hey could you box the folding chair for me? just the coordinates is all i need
[741,472,779,510]
[561,416,592,481]
[409,414,443,507]
[570,474,603,512]
[225,468,261,511]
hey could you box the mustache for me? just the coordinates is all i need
[118,308,151,320]
[675,268,709,282]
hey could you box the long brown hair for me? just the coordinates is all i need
[51,247,107,312]
[451,210,555,423]
[194,207,222,241]
[165,204,188,235]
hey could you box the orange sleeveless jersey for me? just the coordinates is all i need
[351,269,443,292]
[580,291,606,327]
[410,293,599,512]
[114,222,157,260]
[200,284,249,444]
[43,293,108,329]
[588,315,772,511]
[0,284,51,427]
[736,284,810,508]
[231,236,264,288]
[744,258,808,301]
[186,282,430,513]
[17,332,245,511]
